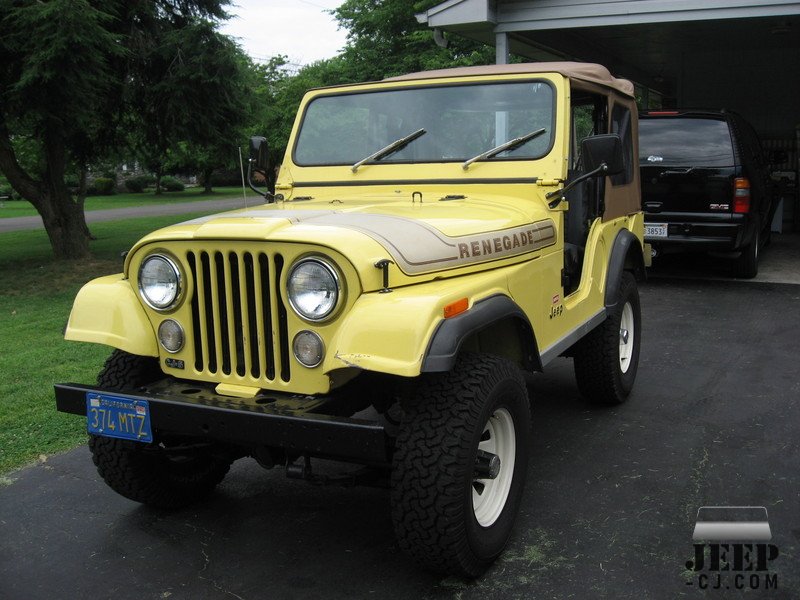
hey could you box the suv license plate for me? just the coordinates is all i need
[645,223,668,238]
[86,393,153,443]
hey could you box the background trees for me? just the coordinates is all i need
[0,0,247,258]
[0,0,127,258]
[0,0,494,259]
[128,20,255,195]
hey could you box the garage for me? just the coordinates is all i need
[416,0,800,231]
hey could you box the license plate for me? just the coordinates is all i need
[645,223,668,238]
[86,393,153,443]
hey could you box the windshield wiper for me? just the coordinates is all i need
[462,128,547,170]
[351,128,426,173]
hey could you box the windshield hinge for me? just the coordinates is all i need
[536,179,563,187]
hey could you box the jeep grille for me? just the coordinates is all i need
[186,250,291,383]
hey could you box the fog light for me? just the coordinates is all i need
[293,331,324,368]
[158,319,184,353]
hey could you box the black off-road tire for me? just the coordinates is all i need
[89,350,233,509]
[391,354,531,577]
[733,228,759,279]
[573,271,641,405]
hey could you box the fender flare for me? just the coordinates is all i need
[64,274,158,357]
[605,229,646,309]
[421,294,540,373]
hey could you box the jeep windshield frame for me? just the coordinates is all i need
[292,80,556,168]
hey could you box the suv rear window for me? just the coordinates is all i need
[639,117,734,167]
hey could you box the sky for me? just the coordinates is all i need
[219,0,349,68]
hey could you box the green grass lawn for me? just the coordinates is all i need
[0,211,220,474]
[0,185,250,219]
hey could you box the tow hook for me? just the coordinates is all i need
[474,449,501,479]
[286,455,313,479]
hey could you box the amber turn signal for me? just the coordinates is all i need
[443,298,469,319]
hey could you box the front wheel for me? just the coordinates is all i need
[89,350,234,509]
[573,271,641,405]
[391,354,531,577]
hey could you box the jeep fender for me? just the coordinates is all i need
[325,276,535,377]
[64,274,158,357]
[605,229,645,309]
[421,295,539,373]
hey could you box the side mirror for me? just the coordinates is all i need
[249,136,270,172]
[546,134,625,207]
[246,136,275,201]
[581,134,623,176]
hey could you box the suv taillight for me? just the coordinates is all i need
[733,178,751,213]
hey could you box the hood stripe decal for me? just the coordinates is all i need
[180,209,556,276]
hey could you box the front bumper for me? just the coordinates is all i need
[54,380,390,465]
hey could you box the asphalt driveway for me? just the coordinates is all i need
[1,273,799,598]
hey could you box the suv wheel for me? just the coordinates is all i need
[391,354,531,577]
[573,271,641,405]
[733,228,759,279]
[89,350,234,509]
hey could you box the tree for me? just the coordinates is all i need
[0,0,231,259]
[0,0,123,258]
[128,20,253,195]
[332,0,495,81]
[252,55,353,166]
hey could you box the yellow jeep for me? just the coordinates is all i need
[56,62,646,577]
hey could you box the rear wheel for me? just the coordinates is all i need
[391,354,531,577]
[573,272,641,405]
[733,228,759,279]
[89,350,234,509]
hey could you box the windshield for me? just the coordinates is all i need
[639,117,734,167]
[293,81,555,166]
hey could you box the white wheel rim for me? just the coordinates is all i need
[619,301,634,373]
[472,407,516,527]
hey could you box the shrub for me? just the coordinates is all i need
[210,169,244,186]
[161,176,185,192]
[89,177,115,196]
[124,178,145,193]
[124,175,156,193]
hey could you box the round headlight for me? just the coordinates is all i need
[287,258,339,321]
[139,255,181,310]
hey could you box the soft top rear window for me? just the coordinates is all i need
[639,117,734,167]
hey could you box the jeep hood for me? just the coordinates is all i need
[129,195,557,286]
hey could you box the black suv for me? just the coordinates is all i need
[638,110,776,278]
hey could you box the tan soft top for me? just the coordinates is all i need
[385,62,634,97]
